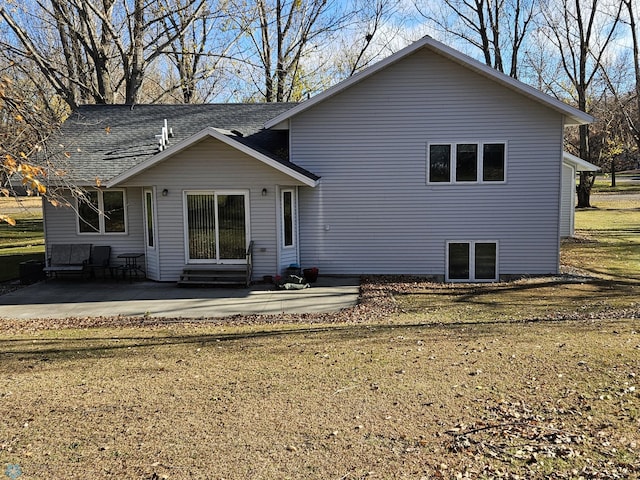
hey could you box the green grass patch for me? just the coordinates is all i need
[0,198,45,282]
[569,194,640,280]
[592,174,640,193]
[0,218,45,249]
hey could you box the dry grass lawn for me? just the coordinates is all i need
[1,321,639,479]
[1,193,639,479]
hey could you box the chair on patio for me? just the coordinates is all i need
[87,245,111,279]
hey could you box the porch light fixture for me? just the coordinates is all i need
[261,188,268,196]
[162,189,169,196]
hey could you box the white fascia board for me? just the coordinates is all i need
[106,127,318,188]
[265,36,593,129]
[563,151,600,171]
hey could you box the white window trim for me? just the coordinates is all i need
[143,188,157,250]
[281,188,297,249]
[445,240,499,282]
[427,141,507,184]
[182,189,251,264]
[76,188,128,235]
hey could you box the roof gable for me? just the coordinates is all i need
[563,151,600,171]
[265,36,593,129]
[106,127,319,187]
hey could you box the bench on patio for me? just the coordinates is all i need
[43,244,92,278]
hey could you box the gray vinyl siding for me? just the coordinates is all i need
[291,48,565,277]
[121,137,307,281]
[560,162,575,237]
[43,187,146,270]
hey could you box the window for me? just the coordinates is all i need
[78,190,100,233]
[77,189,126,234]
[446,241,498,282]
[428,142,506,183]
[281,189,295,248]
[144,190,155,248]
[429,144,451,182]
[482,143,505,181]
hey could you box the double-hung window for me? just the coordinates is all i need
[77,189,127,234]
[446,241,498,282]
[428,142,506,183]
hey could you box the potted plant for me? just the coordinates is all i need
[303,267,319,283]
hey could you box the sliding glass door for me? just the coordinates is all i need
[184,191,248,263]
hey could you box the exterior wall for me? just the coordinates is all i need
[290,48,565,277]
[43,187,146,269]
[560,162,576,237]
[121,137,307,281]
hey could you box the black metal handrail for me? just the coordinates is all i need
[245,240,254,286]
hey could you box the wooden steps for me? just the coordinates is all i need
[178,265,249,287]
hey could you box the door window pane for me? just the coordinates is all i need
[456,144,477,182]
[145,191,154,248]
[429,145,451,182]
[78,190,100,233]
[475,242,497,279]
[217,194,246,259]
[103,191,125,233]
[282,191,293,247]
[483,144,505,181]
[187,194,217,260]
[448,243,470,280]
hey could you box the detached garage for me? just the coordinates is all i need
[561,151,600,237]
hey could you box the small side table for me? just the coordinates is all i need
[116,253,145,281]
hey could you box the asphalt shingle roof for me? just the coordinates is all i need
[53,103,316,184]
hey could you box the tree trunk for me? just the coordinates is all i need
[576,171,595,208]
[611,157,616,187]
[576,122,593,207]
[125,0,145,104]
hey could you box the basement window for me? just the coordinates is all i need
[446,241,498,282]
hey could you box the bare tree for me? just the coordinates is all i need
[329,0,406,79]
[599,0,640,172]
[342,0,405,77]
[0,0,208,107]
[541,0,623,207]
[227,0,357,102]
[159,0,244,103]
[415,0,537,79]
[624,0,640,137]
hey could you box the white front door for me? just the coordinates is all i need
[184,191,250,264]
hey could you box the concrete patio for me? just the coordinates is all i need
[0,276,360,320]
